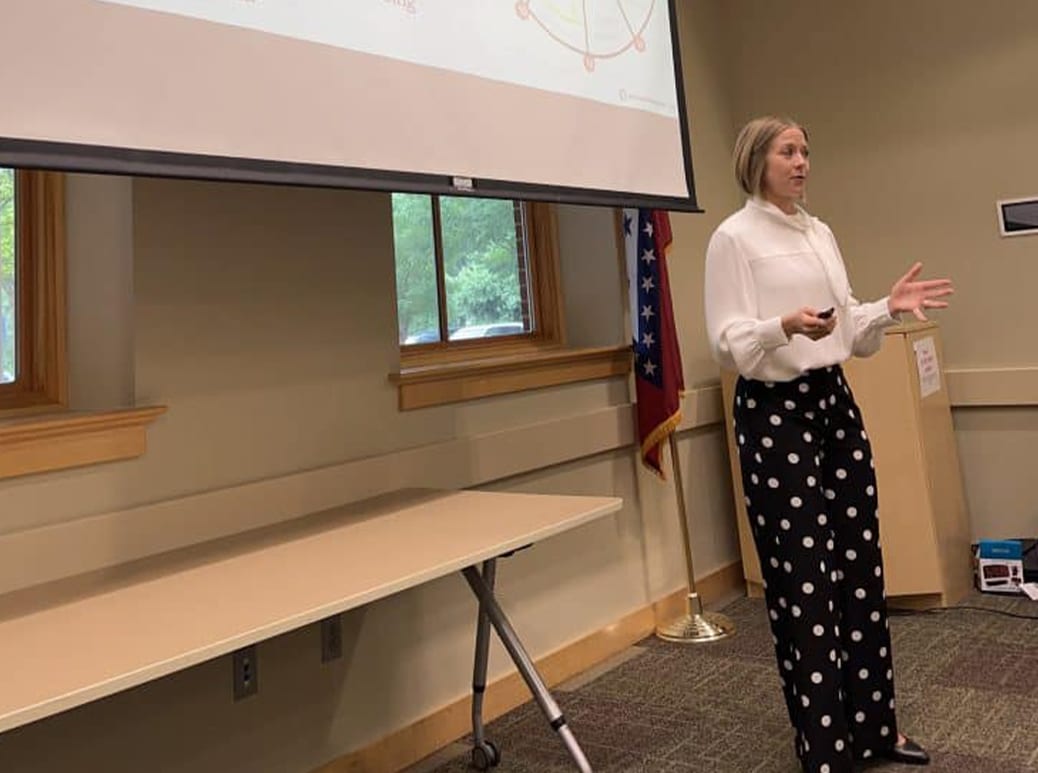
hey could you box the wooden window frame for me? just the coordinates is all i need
[0,170,68,415]
[399,201,564,367]
[392,200,630,409]
[0,170,165,479]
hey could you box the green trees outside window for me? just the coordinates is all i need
[391,194,530,346]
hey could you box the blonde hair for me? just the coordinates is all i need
[733,116,808,197]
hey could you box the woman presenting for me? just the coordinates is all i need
[705,116,952,773]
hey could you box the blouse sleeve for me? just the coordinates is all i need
[848,294,898,357]
[704,229,790,378]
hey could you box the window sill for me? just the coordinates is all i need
[0,406,168,480]
[391,345,631,410]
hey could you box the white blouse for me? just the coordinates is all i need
[704,197,898,382]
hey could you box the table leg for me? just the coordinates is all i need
[470,559,498,769]
[462,564,592,773]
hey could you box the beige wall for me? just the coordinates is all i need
[719,0,1038,540]
[0,4,742,770]
[8,2,1035,770]
[721,0,1038,366]
[953,408,1038,539]
[66,174,135,410]
[671,0,743,387]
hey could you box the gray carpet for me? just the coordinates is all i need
[420,591,1038,772]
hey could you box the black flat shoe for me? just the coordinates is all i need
[883,736,930,765]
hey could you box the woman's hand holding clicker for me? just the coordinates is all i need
[888,262,954,321]
[781,307,837,341]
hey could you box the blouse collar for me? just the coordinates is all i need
[747,196,813,232]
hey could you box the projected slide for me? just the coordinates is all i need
[96,0,677,117]
[1,0,693,205]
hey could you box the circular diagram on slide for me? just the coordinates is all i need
[515,0,657,72]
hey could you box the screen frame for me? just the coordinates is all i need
[0,0,700,212]
[997,197,1038,238]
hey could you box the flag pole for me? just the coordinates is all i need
[655,432,735,643]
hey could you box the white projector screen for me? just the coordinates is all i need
[0,0,698,210]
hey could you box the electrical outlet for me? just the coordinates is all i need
[321,615,343,663]
[232,645,259,700]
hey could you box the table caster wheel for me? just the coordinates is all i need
[471,740,500,770]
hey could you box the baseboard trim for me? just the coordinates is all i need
[886,593,944,611]
[650,558,746,623]
[311,560,744,773]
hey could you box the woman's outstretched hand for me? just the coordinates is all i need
[782,307,837,341]
[888,262,954,321]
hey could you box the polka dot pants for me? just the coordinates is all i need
[733,366,898,773]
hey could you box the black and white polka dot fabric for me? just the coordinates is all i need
[733,366,898,773]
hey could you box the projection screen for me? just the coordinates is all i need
[0,1,698,210]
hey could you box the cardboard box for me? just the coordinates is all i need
[974,539,1025,594]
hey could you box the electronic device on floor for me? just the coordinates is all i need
[972,539,1038,594]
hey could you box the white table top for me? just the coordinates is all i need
[0,488,622,733]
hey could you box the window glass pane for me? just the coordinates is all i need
[0,168,15,384]
[440,197,529,340]
[391,193,440,345]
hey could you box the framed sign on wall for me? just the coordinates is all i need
[997,197,1038,237]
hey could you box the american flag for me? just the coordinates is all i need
[623,208,684,476]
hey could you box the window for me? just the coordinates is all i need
[389,195,630,409]
[0,169,165,479]
[0,169,14,385]
[392,195,562,356]
[0,169,67,413]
